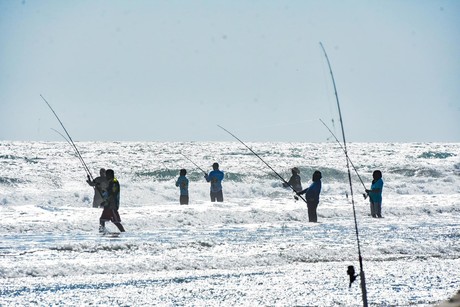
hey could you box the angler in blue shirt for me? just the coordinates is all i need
[297,170,322,222]
[366,170,384,218]
[205,162,224,202]
[175,169,189,205]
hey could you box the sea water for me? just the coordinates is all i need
[0,141,459,306]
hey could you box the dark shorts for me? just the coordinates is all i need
[180,195,189,205]
[210,190,223,202]
[100,208,122,223]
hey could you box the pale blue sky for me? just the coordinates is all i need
[1,0,459,142]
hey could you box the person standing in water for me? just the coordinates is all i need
[86,168,108,208]
[366,170,384,218]
[99,169,125,233]
[205,162,224,202]
[175,169,189,205]
[297,170,322,222]
[283,167,303,192]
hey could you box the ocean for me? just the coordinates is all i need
[0,141,459,306]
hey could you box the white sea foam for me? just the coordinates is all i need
[0,141,459,306]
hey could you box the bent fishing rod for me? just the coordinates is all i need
[217,125,308,205]
[51,128,73,147]
[320,42,368,307]
[179,153,207,175]
[319,119,368,199]
[50,128,90,176]
[41,95,94,182]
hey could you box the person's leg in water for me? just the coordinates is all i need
[376,202,382,218]
[180,195,189,205]
[114,222,125,232]
[370,199,376,218]
[307,202,318,222]
[216,190,224,202]
[99,219,107,233]
[210,192,216,202]
[112,210,125,232]
[99,207,111,232]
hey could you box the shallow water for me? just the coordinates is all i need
[1,141,459,306]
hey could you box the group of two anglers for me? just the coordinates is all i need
[87,168,125,233]
[283,167,384,221]
[87,164,383,233]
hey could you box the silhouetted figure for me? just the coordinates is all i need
[86,168,108,208]
[283,167,303,192]
[297,170,322,222]
[176,169,189,205]
[347,265,358,287]
[99,169,125,233]
[366,170,384,218]
[205,162,224,202]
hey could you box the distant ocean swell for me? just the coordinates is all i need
[1,142,459,197]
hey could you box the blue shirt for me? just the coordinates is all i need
[175,176,189,196]
[369,178,383,204]
[301,180,322,204]
[205,170,224,193]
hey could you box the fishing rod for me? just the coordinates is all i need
[51,128,72,147]
[319,42,368,306]
[179,153,207,175]
[319,119,368,199]
[42,95,106,203]
[217,125,308,205]
[51,128,90,176]
[41,95,94,181]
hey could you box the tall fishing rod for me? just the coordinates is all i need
[41,94,94,181]
[319,119,368,199]
[217,125,308,205]
[51,128,72,147]
[51,128,90,176]
[319,42,368,306]
[179,153,207,175]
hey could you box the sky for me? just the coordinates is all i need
[0,0,459,142]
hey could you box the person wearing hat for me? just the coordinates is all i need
[86,168,109,208]
[204,162,224,202]
[297,170,322,222]
[283,167,303,192]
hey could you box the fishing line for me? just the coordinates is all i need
[50,128,90,176]
[42,95,105,204]
[319,42,368,307]
[51,128,72,147]
[179,153,207,175]
[319,48,338,136]
[241,160,285,182]
[41,94,94,181]
[217,125,308,205]
[319,119,368,199]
